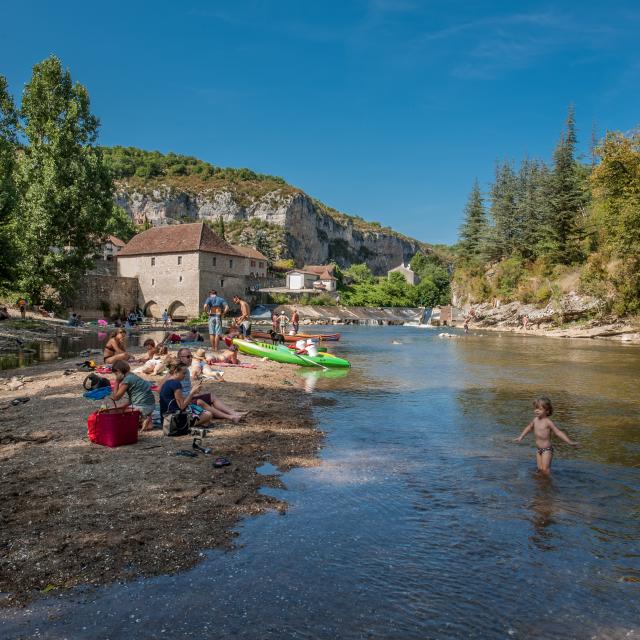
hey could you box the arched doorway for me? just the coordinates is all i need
[144,300,161,319]
[168,300,188,321]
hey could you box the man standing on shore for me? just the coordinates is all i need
[233,295,251,337]
[203,289,228,350]
[291,308,300,334]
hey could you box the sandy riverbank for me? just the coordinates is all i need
[0,349,322,606]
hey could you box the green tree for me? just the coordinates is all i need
[16,56,113,303]
[216,215,226,240]
[486,161,518,260]
[105,205,136,242]
[590,130,640,312]
[0,75,19,286]
[343,263,374,285]
[458,179,488,260]
[545,105,584,263]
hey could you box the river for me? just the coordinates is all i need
[1,326,639,639]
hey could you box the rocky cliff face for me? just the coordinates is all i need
[115,184,425,274]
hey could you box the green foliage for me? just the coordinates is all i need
[342,263,374,285]
[0,75,19,286]
[102,146,286,185]
[297,293,337,306]
[15,56,113,304]
[495,257,524,301]
[458,180,488,261]
[105,205,136,242]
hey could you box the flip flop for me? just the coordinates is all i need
[213,457,231,468]
[11,397,30,406]
[175,450,198,458]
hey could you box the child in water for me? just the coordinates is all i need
[514,396,578,475]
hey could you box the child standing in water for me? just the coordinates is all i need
[514,396,578,475]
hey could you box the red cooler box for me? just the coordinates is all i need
[87,407,140,448]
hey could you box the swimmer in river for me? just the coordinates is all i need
[514,396,579,475]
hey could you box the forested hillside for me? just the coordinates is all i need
[455,108,640,315]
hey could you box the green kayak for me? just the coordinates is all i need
[233,339,350,368]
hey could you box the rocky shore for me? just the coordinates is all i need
[0,347,322,606]
[466,293,640,344]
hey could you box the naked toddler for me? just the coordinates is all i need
[514,396,578,475]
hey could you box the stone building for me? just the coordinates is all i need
[388,263,418,285]
[117,222,267,319]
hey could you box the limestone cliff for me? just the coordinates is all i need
[114,183,427,274]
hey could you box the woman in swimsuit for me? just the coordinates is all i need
[103,328,131,364]
[514,396,578,475]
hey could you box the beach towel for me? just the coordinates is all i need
[95,366,112,374]
[83,387,113,400]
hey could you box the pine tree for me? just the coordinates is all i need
[216,215,226,240]
[16,56,113,303]
[486,161,518,260]
[546,105,584,263]
[0,76,18,286]
[458,179,488,260]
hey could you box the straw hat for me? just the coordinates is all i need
[193,348,207,361]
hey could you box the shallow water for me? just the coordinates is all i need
[1,327,639,639]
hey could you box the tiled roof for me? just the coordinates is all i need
[286,269,320,276]
[231,244,268,261]
[118,223,241,257]
[107,235,126,247]
[303,264,336,279]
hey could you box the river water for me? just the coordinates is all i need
[1,326,639,639]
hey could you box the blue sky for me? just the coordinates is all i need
[2,1,639,244]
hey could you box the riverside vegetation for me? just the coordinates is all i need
[455,107,640,320]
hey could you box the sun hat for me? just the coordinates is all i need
[193,348,207,361]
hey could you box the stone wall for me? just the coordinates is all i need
[71,275,138,319]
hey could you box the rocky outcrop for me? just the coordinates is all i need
[470,293,605,328]
[115,184,425,274]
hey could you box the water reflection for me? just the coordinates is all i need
[528,474,557,551]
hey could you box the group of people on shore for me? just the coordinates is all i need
[101,290,258,432]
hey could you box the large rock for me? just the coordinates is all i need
[471,293,605,328]
[115,185,424,274]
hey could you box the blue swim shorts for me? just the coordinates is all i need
[208,315,223,336]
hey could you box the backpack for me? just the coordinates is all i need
[83,373,111,391]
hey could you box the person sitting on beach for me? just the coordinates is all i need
[103,328,130,364]
[159,362,213,428]
[208,344,239,365]
[514,396,578,475]
[183,327,204,342]
[111,360,156,431]
[159,348,247,422]
[134,345,170,376]
[189,348,224,380]
[140,339,157,362]
[0,306,9,321]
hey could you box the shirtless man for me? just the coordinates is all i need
[514,396,578,475]
[233,295,251,337]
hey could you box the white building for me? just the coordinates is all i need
[388,263,418,285]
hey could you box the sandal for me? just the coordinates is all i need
[213,457,231,468]
[175,449,198,458]
[11,397,30,406]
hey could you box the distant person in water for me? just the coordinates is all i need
[291,308,300,334]
[514,396,578,475]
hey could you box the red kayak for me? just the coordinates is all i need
[251,330,341,343]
